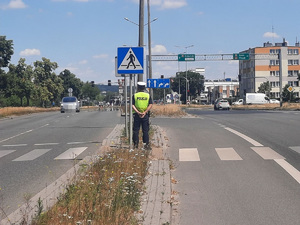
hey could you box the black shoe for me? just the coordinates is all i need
[144,144,152,150]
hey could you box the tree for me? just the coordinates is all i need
[258,81,271,96]
[171,71,204,103]
[8,58,35,106]
[282,84,297,102]
[0,36,14,68]
[58,69,83,99]
[81,81,100,102]
[33,57,63,107]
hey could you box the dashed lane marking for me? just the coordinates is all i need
[179,148,200,161]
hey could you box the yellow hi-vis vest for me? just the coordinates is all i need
[134,92,150,113]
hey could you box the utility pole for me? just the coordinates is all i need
[138,0,144,82]
[147,0,153,99]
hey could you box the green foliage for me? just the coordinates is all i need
[282,84,297,102]
[0,36,14,68]
[258,81,271,96]
[171,71,204,103]
[58,69,83,99]
[81,81,101,102]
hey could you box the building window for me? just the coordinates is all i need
[270,71,275,76]
[270,49,275,54]
[276,71,280,76]
[288,71,293,76]
[288,49,299,55]
[294,60,299,65]
[288,60,293,65]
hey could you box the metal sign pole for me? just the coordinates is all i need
[124,76,128,138]
[129,74,133,149]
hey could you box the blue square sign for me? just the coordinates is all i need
[117,47,144,74]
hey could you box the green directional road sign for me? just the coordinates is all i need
[178,54,195,61]
[233,53,250,60]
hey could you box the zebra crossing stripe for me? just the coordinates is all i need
[54,147,87,160]
[179,148,200,161]
[216,148,243,160]
[13,149,51,161]
[0,150,16,158]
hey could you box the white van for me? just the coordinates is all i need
[246,93,270,104]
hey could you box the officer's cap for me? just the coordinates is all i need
[137,82,146,87]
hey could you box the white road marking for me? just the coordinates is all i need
[251,147,285,160]
[216,148,243,160]
[67,142,87,145]
[179,148,200,161]
[289,146,300,154]
[224,127,263,147]
[2,144,27,147]
[274,159,300,184]
[34,143,59,146]
[0,130,33,143]
[13,149,51,161]
[0,150,16,158]
[54,147,87,160]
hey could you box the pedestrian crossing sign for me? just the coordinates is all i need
[117,47,144,74]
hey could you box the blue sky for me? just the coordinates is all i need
[1,0,300,84]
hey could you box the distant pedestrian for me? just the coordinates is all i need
[132,82,153,150]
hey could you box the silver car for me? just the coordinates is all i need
[60,96,80,113]
[214,99,230,110]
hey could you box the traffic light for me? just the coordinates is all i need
[91,81,95,87]
[108,80,111,86]
[161,75,164,78]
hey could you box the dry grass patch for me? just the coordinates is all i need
[32,148,149,225]
[0,107,59,118]
[151,104,186,117]
[232,102,300,110]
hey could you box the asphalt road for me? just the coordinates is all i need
[0,109,122,216]
[152,109,300,225]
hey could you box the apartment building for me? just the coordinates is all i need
[238,39,300,99]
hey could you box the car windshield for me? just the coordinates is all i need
[62,97,77,103]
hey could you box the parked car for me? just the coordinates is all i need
[61,96,80,113]
[269,99,280,104]
[214,99,230,110]
[232,99,244,105]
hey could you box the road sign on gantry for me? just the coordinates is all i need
[147,79,170,88]
[117,47,144,74]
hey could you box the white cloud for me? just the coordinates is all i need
[1,0,27,9]
[160,0,187,9]
[20,49,41,56]
[152,44,167,54]
[79,60,88,64]
[130,0,187,10]
[263,32,280,39]
[93,54,109,59]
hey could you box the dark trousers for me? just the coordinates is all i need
[133,113,150,146]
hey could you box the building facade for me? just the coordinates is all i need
[199,79,239,103]
[239,39,300,99]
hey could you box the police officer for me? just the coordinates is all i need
[132,82,153,149]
